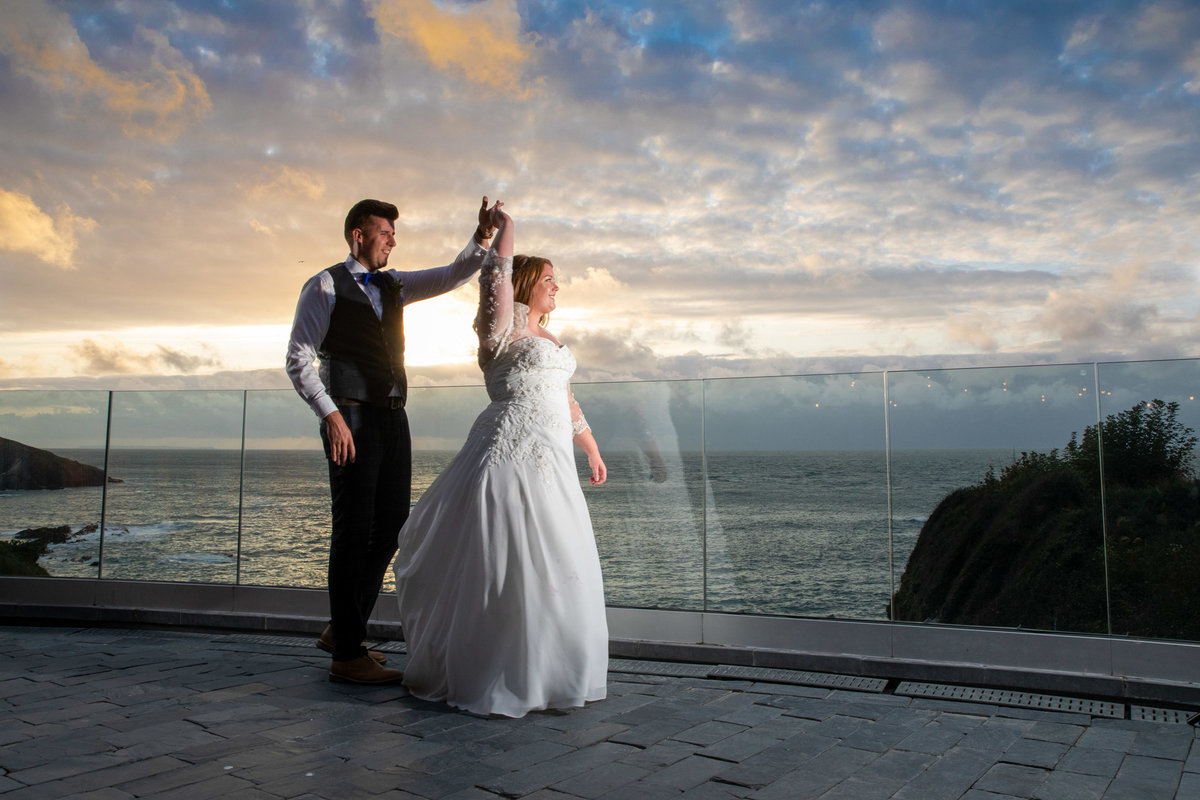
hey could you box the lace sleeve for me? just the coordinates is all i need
[568,387,591,436]
[473,251,515,367]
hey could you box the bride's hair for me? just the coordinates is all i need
[512,254,553,327]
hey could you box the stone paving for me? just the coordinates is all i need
[1,624,1197,799]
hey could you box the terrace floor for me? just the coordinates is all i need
[1,624,1197,799]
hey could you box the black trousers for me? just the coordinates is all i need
[321,403,412,661]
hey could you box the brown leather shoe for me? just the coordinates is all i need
[328,655,405,685]
[316,625,387,664]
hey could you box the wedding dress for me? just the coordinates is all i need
[393,251,608,718]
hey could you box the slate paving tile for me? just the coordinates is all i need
[698,730,783,763]
[974,762,1051,796]
[1000,736,1070,768]
[894,721,968,755]
[841,721,931,754]
[435,787,499,800]
[811,714,866,739]
[355,736,457,771]
[1105,753,1184,798]
[114,759,253,796]
[759,696,842,720]
[889,745,999,800]
[1024,720,1086,745]
[1033,769,1113,800]
[644,754,731,790]
[710,702,788,728]
[711,733,835,789]
[738,714,820,742]
[5,753,141,787]
[957,717,1034,754]
[479,743,641,798]
[481,740,575,771]
[1176,771,1200,798]
[681,780,757,799]
[594,782,682,800]
[750,745,879,800]
[1128,729,1193,761]
[1077,725,1139,751]
[608,715,703,748]
[673,720,750,746]
[995,706,1095,726]
[616,739,698,770]
[746,682,831,699]
[1187,740,1200,773]
[550,760,652,798]
[1057,745,1126,777]
[555,722,628,748]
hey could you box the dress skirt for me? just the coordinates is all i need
[394,409,609,718]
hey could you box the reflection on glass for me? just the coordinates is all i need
[1097,360,1200,640]
[572,380,705,610]
[888,364,1108,633]
[102,391,244,583]
[239,390,329,589]
[702,373,888,619]
[0,390,110,578]
[402,383,491,595]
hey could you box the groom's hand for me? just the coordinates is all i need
[323,410,356,466]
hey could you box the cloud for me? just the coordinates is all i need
[239,166,326,202]
[70,339,222,376]
[371,0,534,95]
[0,0,211,141]
[0,189,95,269]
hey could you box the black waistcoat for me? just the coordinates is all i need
[318,264,406,406]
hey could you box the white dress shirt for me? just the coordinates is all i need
[286,239,488,420]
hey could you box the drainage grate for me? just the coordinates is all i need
[609,659,712,678]
[707,665,888,693]
[211,633,315,647]
[1130,706,1193,725]
[896,681,1123,718]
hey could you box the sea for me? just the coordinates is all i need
[0,448,1012,620]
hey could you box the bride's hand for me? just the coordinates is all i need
[588,453,607,486]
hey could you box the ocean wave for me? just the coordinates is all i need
[162,553,235,564]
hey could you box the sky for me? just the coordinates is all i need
[1,0,1199,395]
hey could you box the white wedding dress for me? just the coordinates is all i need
[393,251,608,718]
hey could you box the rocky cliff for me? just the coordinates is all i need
[0,436,110,490]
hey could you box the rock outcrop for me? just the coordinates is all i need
[0,436,110,490]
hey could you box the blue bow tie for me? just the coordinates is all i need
[360,272,382,285]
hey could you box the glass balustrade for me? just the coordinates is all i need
[1096,359,1200,641]
[0,390,109,578]
[101,390,244,583]
[572,380,706,611]
[2,359,1197,642]
[886,364,1109,634]
[701,372,888,619]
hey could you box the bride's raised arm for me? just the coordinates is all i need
[473,205,514,367]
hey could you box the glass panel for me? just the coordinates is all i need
[572,380,706,610]
[403,383,491,596]
[239,390,329,589]
[0,390,110,578]
[703,373,889,618]
[1097,359,1200,641]
[102,391,244,583]
[887,364,1107,634]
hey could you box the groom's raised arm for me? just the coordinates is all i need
[397,197,499,304]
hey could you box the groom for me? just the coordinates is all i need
[286,196,498,684]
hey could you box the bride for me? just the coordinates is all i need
[393,202,609,718]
